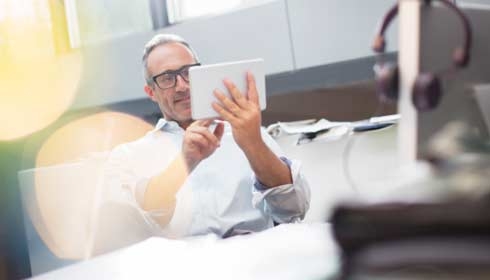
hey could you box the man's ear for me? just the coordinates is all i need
[144,84,158,102]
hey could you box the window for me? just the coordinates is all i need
[0,0,56,63]
[64,0,153,48]
[166,0,267,24]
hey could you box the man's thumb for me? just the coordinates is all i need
[213,122,225,141]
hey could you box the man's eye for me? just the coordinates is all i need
[160,75,174,82]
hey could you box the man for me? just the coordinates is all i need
[103,34,310,239]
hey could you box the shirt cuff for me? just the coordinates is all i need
[253,156,292,191]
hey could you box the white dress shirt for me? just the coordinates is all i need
[102,119,310,239]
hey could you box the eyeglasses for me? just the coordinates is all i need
[152,63,201,90]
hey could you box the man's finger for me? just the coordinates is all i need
[188,133,208,149]
[223,78,248,108]
[188,126,220,147]
[212,102,238,124]
[214,89,242,116]
[191,119,213,128]
[246,71,259,105]
[213,122,225,142]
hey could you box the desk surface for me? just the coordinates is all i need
[275,124,401,222]
[33,223,338,280]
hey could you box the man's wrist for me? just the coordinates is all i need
[181,154,199,173]
[241,138,267,158]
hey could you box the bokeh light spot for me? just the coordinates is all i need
[0,0,82,140]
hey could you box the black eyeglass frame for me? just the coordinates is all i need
[151,63,201,90]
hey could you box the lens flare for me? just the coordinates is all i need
[36,112,154,167]
[19,112,158,259]
[0,0,82,140]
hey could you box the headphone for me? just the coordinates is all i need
[372,0,472,111]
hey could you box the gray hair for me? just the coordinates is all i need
[142,34,199,86]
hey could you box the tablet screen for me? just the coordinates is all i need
[189,58,266,120]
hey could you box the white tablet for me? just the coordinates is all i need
[189,58,266,120]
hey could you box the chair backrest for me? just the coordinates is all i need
[18,158,105,262]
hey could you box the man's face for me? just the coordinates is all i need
[144,42,197,126]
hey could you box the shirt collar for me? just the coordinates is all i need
[154,118,184,133]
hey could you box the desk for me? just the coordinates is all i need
[275,124,403,222]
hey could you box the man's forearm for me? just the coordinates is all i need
[142,154,190,224]
[242,141,292,188]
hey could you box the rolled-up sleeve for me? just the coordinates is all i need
[251,130,311,224]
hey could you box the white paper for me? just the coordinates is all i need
[267,119,350,138]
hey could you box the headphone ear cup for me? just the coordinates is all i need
[412,73,442,111]
[374,62,399,102]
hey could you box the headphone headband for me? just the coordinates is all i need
[372,4,398,53]
[373,0,472,67]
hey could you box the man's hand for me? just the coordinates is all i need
[182,120,224,171]
[212,72,292,188]
[212,72,263,152]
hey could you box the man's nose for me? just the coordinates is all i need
[175,74,189,90]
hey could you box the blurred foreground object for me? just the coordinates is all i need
[332,121,490,279]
